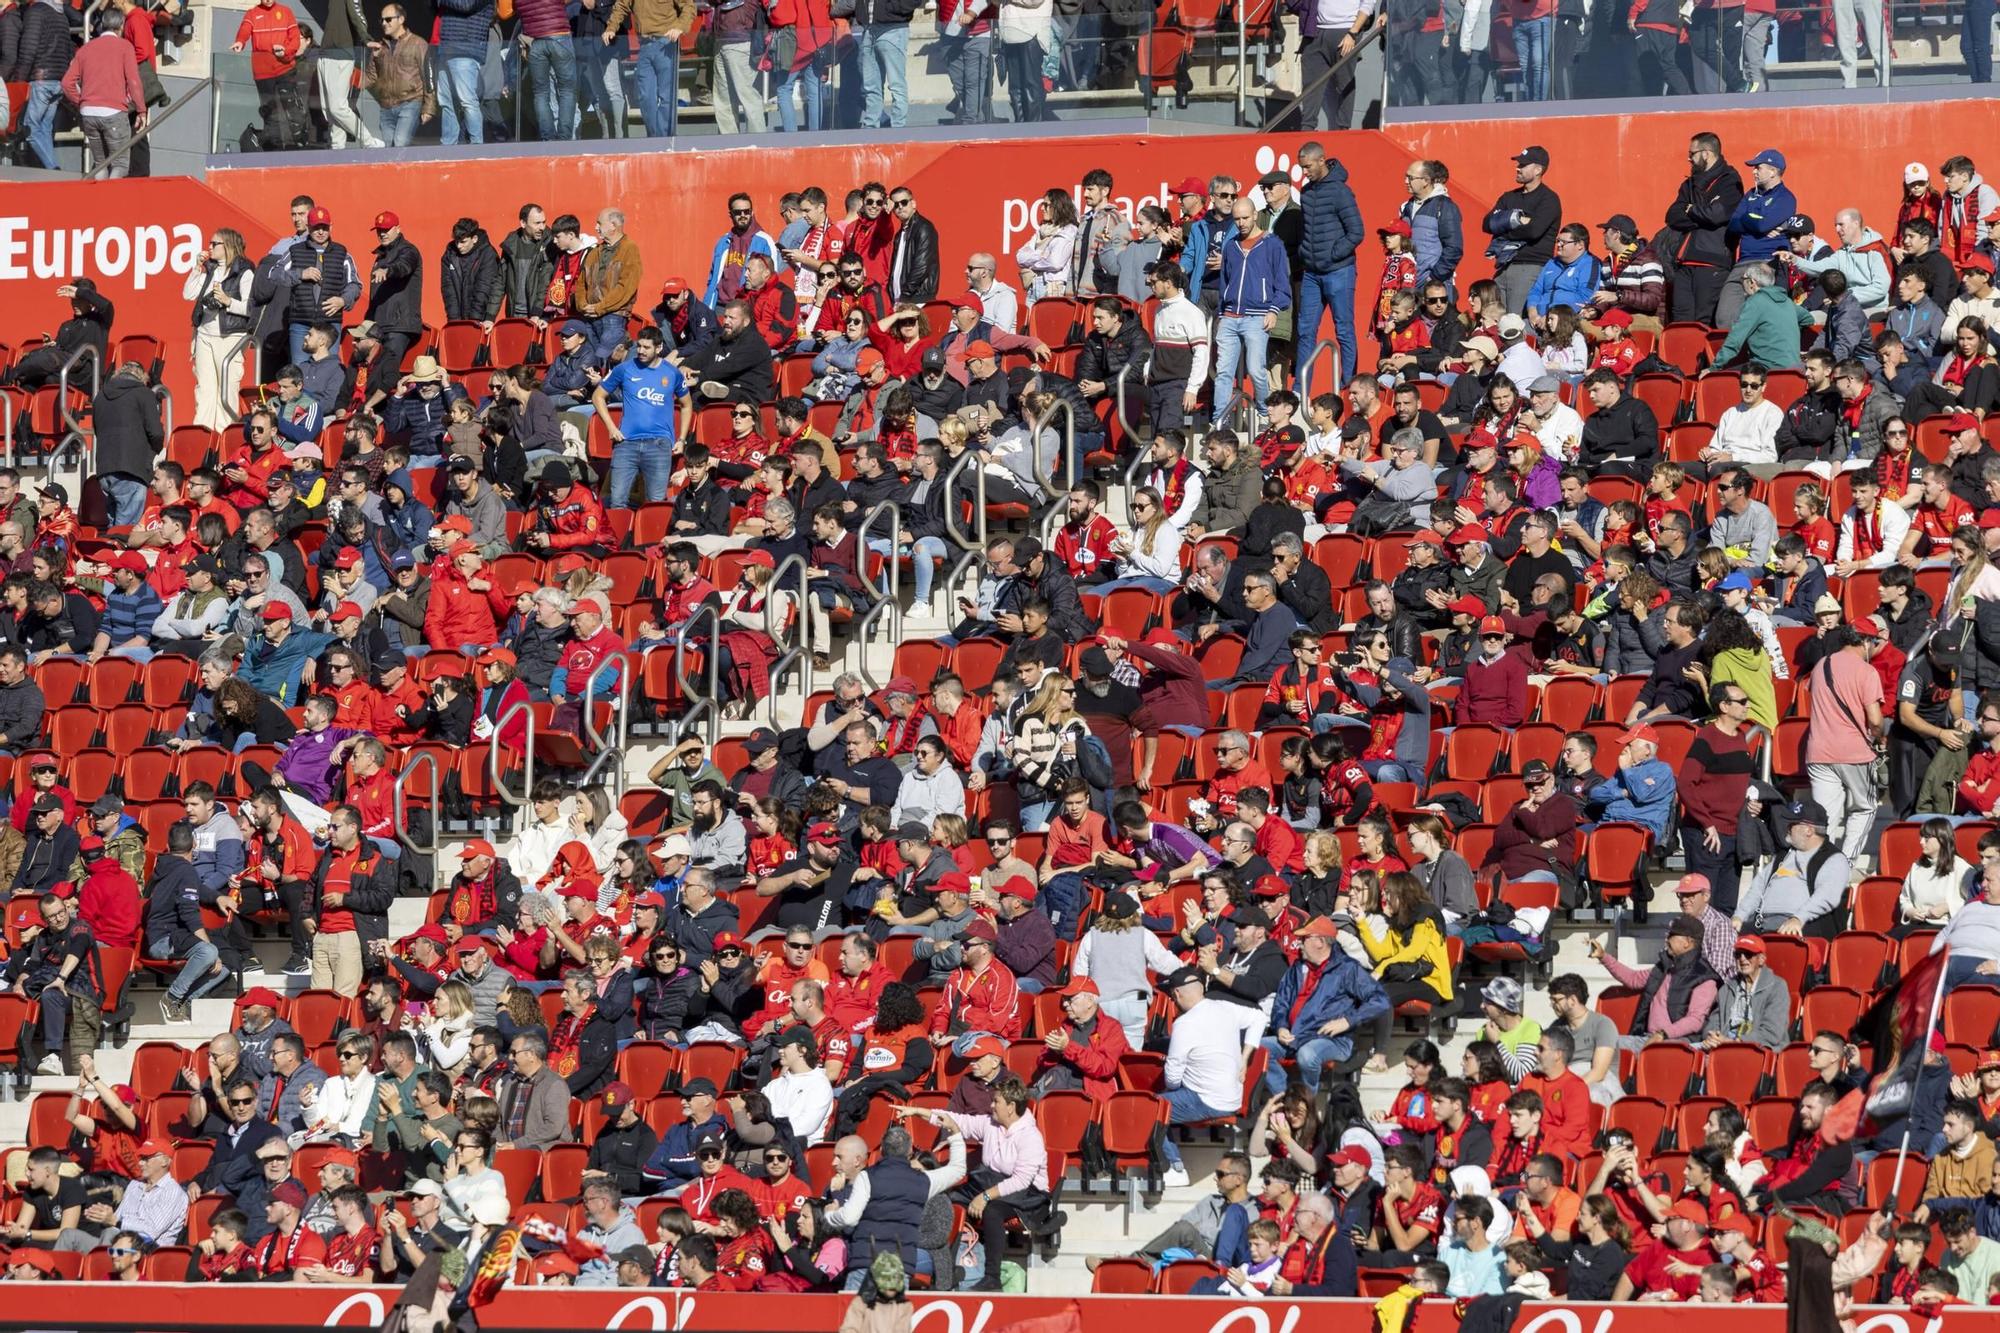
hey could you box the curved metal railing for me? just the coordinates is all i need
[765,553,814,726]
[577,654,633,799]
[393,748,441,864]
[1296,338,1343,404]
[854,500,904,691]
[941,447,987,553]
[1114,355,1150,448]
[57,346,99,438]
[1029,395,1077,499]
[673,605,723,750]
[0,393,12,469]
[487,700,535,819]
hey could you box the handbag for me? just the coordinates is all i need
[1379,959,1433,985]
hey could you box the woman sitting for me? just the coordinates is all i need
[1351,871,1455,1070]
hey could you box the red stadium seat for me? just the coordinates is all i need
[1703,1042,1771,1104]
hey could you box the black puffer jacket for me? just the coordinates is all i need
[1664,161,1747,271]
[366,236,425,334]
[440,232,504,323]
[92,367,164,481]
[14,0,73,82]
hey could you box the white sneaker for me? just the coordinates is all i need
[35,1054,63,1076]
[1161,1164,1190,1188]
[240,959,266,975]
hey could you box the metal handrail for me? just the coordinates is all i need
[673,605,723,750]
[88,78,208,181]
[1297,337,1343,405]
[1114,355,1149,447]
[488,699,534,814]
[54,430,91,507]
[57,346,99,438]
[578,653,631,755]
[393,748,440,862]
[1259,21,1383,133]
[941,448,987,553]
[1123,422,1167,517]
[854,500,902,602]
[156,384,175,440]
[765,553,814,725]
[942,548,983,626]
[0,394,12,469]
[1029,395,1077,498]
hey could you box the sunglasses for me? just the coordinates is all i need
[229,1097,259,1108]
[729,208,753,217]
[107,1248,139,1257]
[717,948,743,958]
[697,1149,725,1159]
[763,1153,792,1163]
[255,1153,288,1163]
[786,941,812,950]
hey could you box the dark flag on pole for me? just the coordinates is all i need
[1856,945,1950,1131]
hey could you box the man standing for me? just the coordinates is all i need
[1213,200,1291,427]
[59,28,144,179]
[1072,169,1130,297]
[1294,0,1377,131]
[1663,132,1746,325]
[602,0,693,137]
[1801,625,1884,866]
[1145,265,1208,435]
[592,326,689,509]
[579,209,642,366]
[1295,143,1363,390]
[1400,160,1464,300]
[1484,146,1562,316]
[364,212,424,381]
[1679,688,1758,915]
[886,187,938,304]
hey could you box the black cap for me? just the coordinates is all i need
[1080,646,1113,678]
[1781,214,1816,238]
[920,346,947,374]
[540,460,573,488]
[1521,758,1552,781]
[1513,145,1550,168]
[447,455,478,475]
[679,1078,719,1099]
[776,1026,818,1059]
[189,553,224,581]
[1234,906,1272,932]
[1598,213,1638,238]
[1013,536,1044,564]
[1102,891,1139,920]
[1784,798,1829,828]
[695,1131,727,1150]
[617,1245,655,1268]
[895,821,931,844]
[743,727,778,756]
[1165,966,1205,991]
[89,794,122,818]
[1666,914,1705,941]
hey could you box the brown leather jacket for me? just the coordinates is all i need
[580,234,641,318]
[363,31,432,108]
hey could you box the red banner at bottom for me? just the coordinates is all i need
[0,1286,1994,1332]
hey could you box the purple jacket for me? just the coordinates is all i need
[275,724,359,805]
[514,0,568,37]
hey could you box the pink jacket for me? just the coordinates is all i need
[61,34,144,113]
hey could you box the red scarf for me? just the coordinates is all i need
[1840,382,1875,432]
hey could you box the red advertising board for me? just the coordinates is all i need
[4,98,1996,415]
[0,1285,1991,1331]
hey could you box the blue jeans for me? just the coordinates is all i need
[378,100,421,146]
[286,322,314,368]
[23,81,62,171]
[1262,1033,1351,1094]
[1969,0,1995,79]
[855,23,909,127]
[1297,266,1358,392]
[586,312,629,363]
[1945,955,2000,993]
[575,35,629,137]
[609,436,674,507]
[526,36,578,140]
[867,534,948,601]
[941,31,992,123]
[1514,15,1552,98]
[1159,1086,1230,1166]
[100,473,147,527]
[437,54,484,144]
[633,36,678,136]
[1213,314,1272,414]
[777,49,830,131]
[152,937,224,1002]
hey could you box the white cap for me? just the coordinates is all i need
[1906,160,1931,184]
[407,1179,444,1198]
[469,1196,512,1226]
[656,832,692,859]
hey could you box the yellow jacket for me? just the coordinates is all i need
[1355,911,1454,1002]
[1372,1284,1425,1333]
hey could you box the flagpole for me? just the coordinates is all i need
[1887,946,1951,1212]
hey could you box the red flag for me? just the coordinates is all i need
[462,1224,524,1310]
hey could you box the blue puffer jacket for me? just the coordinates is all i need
[434,0,495,61]
[1588,758,1677,842]
[1180,210,1236,302]
[1525,250,1603,317]
[1299,161,1364,275]
[1271,952,1389,1038]
[1404,192,1464,290]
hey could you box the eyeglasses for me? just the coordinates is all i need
[229,1097,259,1108]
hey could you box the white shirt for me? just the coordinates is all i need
[766,1066,836,1145]
[504,812,573,887]
[300,1070,378,1142]
[1712,399,1784,465]
[1533,403,1584,463]
[892,764,967,828]
[977,281,1020,334]
[1497,343,1545,395]
[1164,997,1264,1111]
[1837,500,1913,570]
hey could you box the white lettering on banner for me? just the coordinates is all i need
[1518,1312,1613,1333]
[1852,1314,1917,1333]
[911,1295,996,1333]
[605,1295,671,1331]
[1204,1304,1302,1333]
[321,1292,387,1326]
[0,217,203,290]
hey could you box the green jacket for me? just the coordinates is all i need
[1715,284,1811,370]
[69,821,146,891]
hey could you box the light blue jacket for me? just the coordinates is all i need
[1525,250,1603,317]
[1588,758,1677,842]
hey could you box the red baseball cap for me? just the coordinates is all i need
[711,932,743,951]
[856,348,885,374]
[1853,615,1885,638]
[966,340,997,360]
[964,1035,1008,1063]
[1253,875,1290,898]
[1734,933,1766,956]
[1477,615,1508,636]
[306,207,333,228]
[373,210,400,231]
[322,1146,359,1169]
[1668,1199,1711,1227]
[241,986,284,1009]
[332,601,364,622]
[134,1138,172,1158]
[955,290,985,308]
[1327,1147,1371,1170]
[1948,410,1982,433]
[1060,976,1100,998]
[805,822,843,848]
[994,876,1037,902]
[113,551,149,574]
[1964,252,1997,274]
[1448,522,1490,546]
[1173,175,1208,197]
[743,549,775,569]
[461,838,497,860]
[1618,724,1660,746]
[535,1251,580,1278]
[334,547,363,570]
[932,871,973,897]
[1447,595,1488,618]
[261,603,293,623]
[660,277,689,296]
[1295,916,1341,939]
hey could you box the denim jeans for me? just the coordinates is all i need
[1514,15,1552,99]
[1261,1033,1351,1093]
[633,36,678,135]
[941,31,992,123]
[1159,1086,1230,1166]
[1212,313,1272,414]
[867,534,949,601]
[23,81,63,171]
[100,473,147,528]
[437,53,485,144]
[776,49,831,131]
[1967,0,1994,80]
[378,100,421,146]
[855,22,909,126]
[577,34,630,137]
[1296,265,1358,390]
[587,311,630,364]
[152,937,224,1002]
[525,35,577,139]
[286,322,314,368]
[609,436,675,507]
